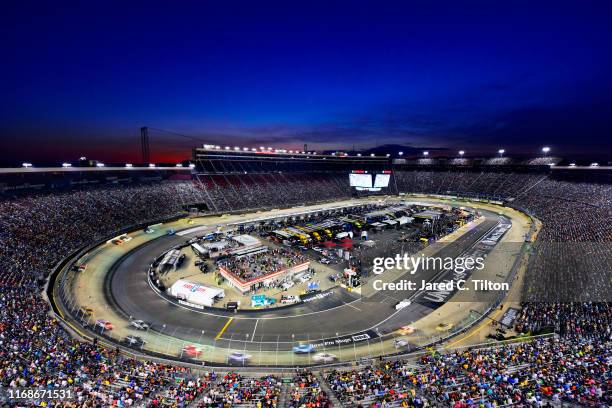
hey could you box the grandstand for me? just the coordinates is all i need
[0,152,609,407]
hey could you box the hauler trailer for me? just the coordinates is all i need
[296,225,322,242]
[191,242,208,258]
[285,227,311,245]
[339,216,363,231]
[273,229,309,246]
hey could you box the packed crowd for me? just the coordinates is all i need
[327,335,610,407]
[195,173,353,213]
[514,302,610,340]
[194,373,281,407]
[0,181,207,281]
[217,248,309,281]
[396,170,612,302]
[289,370,333,408]
[0,170,609,406]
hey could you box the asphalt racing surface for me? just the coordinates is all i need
[110,210,502,351]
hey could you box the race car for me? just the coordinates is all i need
[228,352,251,364]
[313,352,337,363]
[395,299,412,310]
[181,345,202,358]
[129,319,150,330]
[95,320,113,330]
[396,325,416,335]
[292,344,315,354]
[124,335,146,347]
[79,306,94,316]
[394,338,409,349]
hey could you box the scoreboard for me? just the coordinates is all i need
[349,170,391,191]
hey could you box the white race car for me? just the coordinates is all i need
[313,353,338,363]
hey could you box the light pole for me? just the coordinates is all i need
[275,335,280,366]
[542,146,550,156]
[243,334,249,366]
[498,149,505,157]
[198,330,205,346]
[376,328,383,355]
[258,335,264,366]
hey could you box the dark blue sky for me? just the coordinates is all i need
[1,1,611,163]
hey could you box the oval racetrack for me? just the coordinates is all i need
[109,207,502,352]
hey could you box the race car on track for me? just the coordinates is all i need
[228,352,251,364]
[124,335,146,347]
[396,325,416,335]
[181,345,202,358]
[394,338,409,349]
[95,320,113,331]
[395,299,412,310]
[129,319,150,330]
[292,344,315,354]
[79,306,94,316]
[313,353,337,363]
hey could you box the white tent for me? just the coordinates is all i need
[168,279,225,307]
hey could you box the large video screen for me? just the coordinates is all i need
[349,173,372,188]
[374,174,390,188]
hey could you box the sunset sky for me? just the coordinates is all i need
[1,1,611,164]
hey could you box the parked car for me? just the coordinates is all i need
[281,295,300,304]
[281,281,295,291]
[298,274,312,283]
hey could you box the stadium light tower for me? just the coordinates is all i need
[498,149,505,156]
[542,146,550,156]
[423,151,429,156]
[398,151,403,156]
[458,150,465,156]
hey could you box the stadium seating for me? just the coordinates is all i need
[0,168,609,407]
